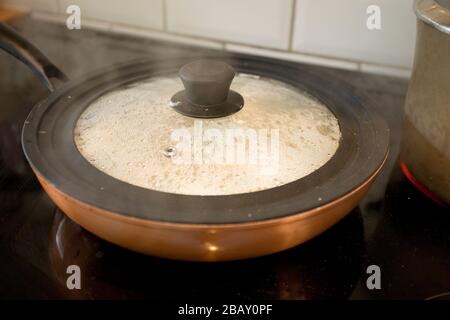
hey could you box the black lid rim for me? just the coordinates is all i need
[22,55,390,225]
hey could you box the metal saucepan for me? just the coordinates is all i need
[0,22,389,261]
[400,0,450,206]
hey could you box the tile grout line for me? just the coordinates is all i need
[288,0,297,51]
[357,63,363,72]
[33,11,362,65]
[162,0,168,32]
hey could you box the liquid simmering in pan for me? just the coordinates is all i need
[75,74,341,195]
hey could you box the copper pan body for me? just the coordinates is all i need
[0,23,390,261]
[35,154,386,262]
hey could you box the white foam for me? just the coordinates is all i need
[75,74,341,195]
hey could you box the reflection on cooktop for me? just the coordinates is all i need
[49,209,365,300]
[369,168,450,300]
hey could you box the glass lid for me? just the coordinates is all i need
[74,60,341,196]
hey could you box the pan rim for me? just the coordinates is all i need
[22,55,390,224]
[35,151,387,228]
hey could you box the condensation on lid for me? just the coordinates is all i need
[74,74,342,195]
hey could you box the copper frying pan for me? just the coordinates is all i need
[0,22,389,261]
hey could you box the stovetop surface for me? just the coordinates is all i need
[0,18,448,300]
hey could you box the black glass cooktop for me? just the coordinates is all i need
[0,19,449,300]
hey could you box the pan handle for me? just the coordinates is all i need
[0,22,68,92]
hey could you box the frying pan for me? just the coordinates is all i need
[0,22,389,261]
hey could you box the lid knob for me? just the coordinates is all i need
[170,60,244,118]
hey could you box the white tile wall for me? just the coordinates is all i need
[110,24,224,49]
[0,0,420,77]
[293,0,417,68]
[58,0,164,30]
[166,0,293,50]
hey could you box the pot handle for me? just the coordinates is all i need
[0,22,68,92]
